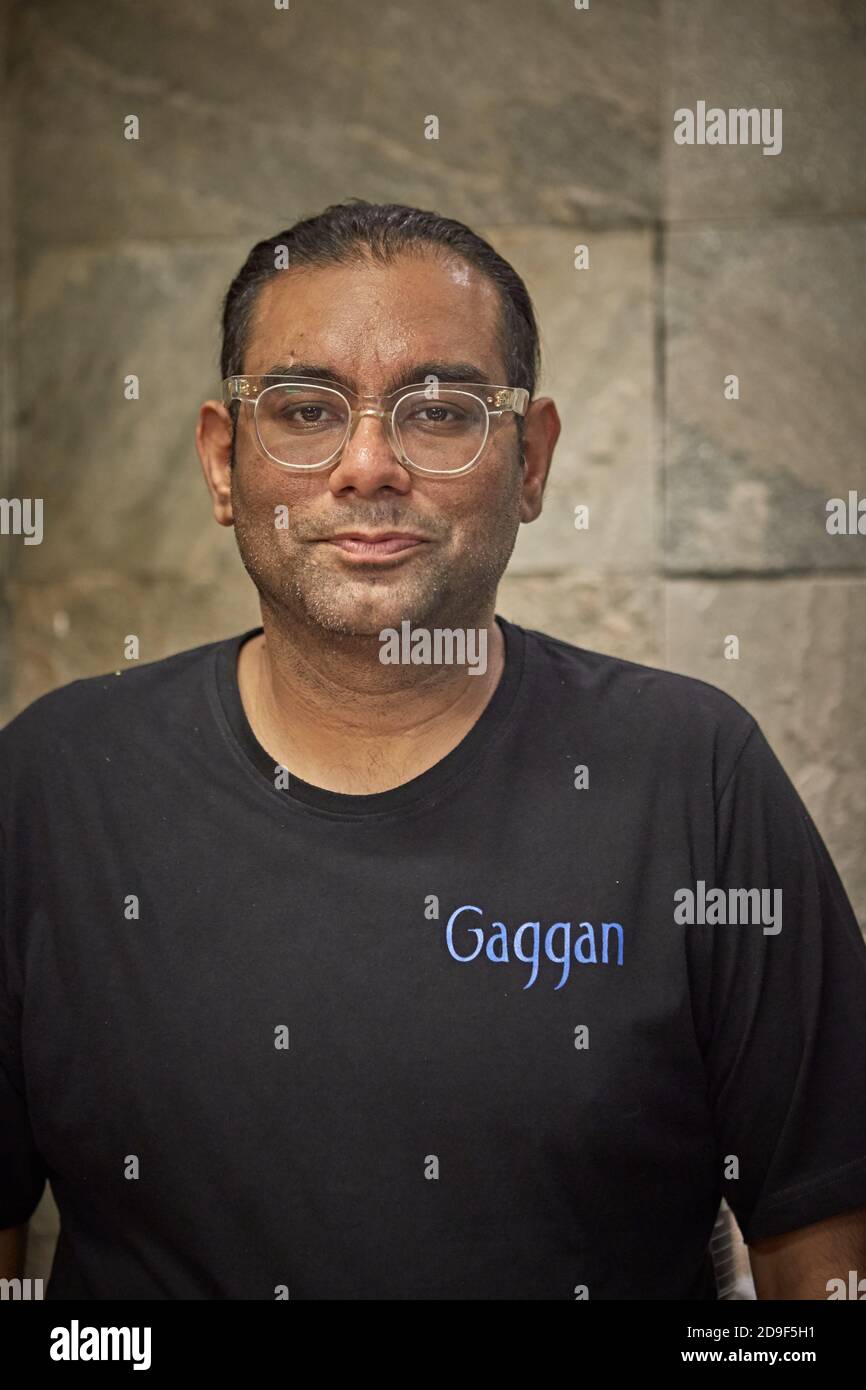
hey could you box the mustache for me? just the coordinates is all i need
[294,513,448,541]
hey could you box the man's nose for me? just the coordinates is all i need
[327,409,411,494]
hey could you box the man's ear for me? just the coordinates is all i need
[519,396,561,523]
[196,400,235,527]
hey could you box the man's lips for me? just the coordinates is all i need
[319,531,428,557]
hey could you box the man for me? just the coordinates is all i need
[2,199,865,1300]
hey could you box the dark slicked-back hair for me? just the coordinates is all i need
[219,199,541,447]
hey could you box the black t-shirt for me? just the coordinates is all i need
[2,616,866,1300]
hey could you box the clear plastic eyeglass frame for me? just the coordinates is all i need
[222,375,530,476]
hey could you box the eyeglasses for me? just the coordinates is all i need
[222,375,530,476]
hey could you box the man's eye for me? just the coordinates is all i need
[277,403,341,427]
[406,404,468,425]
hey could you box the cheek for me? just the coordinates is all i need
[232,461,320,534]
[449,462,522,530]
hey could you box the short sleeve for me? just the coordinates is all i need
[0,816,48,1227]
[698,720,866,1245]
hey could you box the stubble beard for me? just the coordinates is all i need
[231,455,524,640]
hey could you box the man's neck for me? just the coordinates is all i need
[236,610,506,795]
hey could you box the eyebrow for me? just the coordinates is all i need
[258,360,496,392]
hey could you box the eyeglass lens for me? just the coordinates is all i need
[254,383,489,471]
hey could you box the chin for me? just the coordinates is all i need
[293,589,405,638]
[299,568,437,632]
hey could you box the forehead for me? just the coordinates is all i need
[243,250,508,387]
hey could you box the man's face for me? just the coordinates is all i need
[228,251,530,637]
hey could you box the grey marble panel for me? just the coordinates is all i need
[494,225,657,576]
[3,571,259,719]
[498,569,663,665]
[13,240,253,582]
[12,0,662,246]
[664,0,866,221]
[664,222,866,573]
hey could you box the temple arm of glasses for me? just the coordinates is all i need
[491,388,530,416]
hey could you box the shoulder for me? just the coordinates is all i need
[0,632,239,768]
[512,618,759,781]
